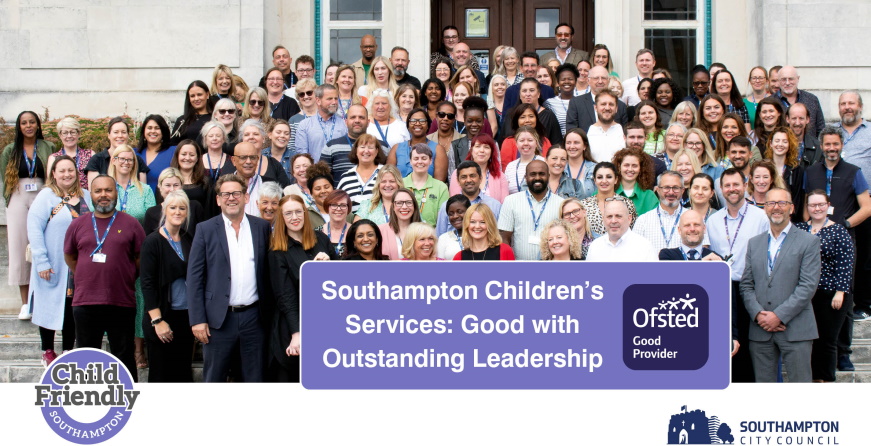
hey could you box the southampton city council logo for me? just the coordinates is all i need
[34,348,139,444]
[668,405,734,444]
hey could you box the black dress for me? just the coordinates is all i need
[143,200,205,236]
[139,230,194,382]
[267,231,337,382]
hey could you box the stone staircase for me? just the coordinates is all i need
[0,315,203,382]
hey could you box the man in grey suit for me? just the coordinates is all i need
[740,188,821,382]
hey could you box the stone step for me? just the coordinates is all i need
[0,359,204,383]
[0,335,204,362]
[848,339,871,363]
[853,319,871,338]
[0,315,40,336]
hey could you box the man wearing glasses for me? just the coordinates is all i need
[285,55,316,99]
[430,26,481,73]
[540,23,588,68]
[187,173,274,382]
[741,188,821,382]
[775,66,826,137]
[352,35,378,89]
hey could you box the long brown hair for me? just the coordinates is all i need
[388,188,422,233]
[4,111,44,196]
[271,195,316,251]
[171,139,208,188]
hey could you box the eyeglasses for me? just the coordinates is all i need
[555,32,572,38]
[283,210,305,217]
[437,112,456,120]
[113,157,134,165]
[249,100,265,106]
[807,203,828,209]
[409,118,428,124]
[692,81,710,86]
[234,155,259,161]
[60,130,79,136]
[765,201,791,208]
[659,186,684,192]
[604,197,622,202]
[266,77,284,82]
[219,191,244,199]
[685,141,703,147]
[395,200,415,208]
[298,90,314,97]
[329,204,349,210]
[780,77,797,84]
[218,109,236,115]
[443,35,459,40]
[435,67,451,73]
[750,76,767,82]
[297,68,314,73]
[562,208,585,219]
[666,133,684,139]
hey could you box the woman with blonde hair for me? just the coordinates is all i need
[211,98,239,143]
[355,165,402,225]
[209,64,235,105]
[240,87,273,129]
[359,56,399,101]
[494,46,521,86]
[231,75,249,110]
[401,222,441,260]
[540,219,583,261]
[334,65,363,118]
[560,197,594,257]
[746,160,786,209]
[669,101,697,129]
[683,128,724,181]
[454,203,515,260]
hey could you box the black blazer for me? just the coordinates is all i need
[186,214,274,330]
[219,157,291,188]
[659,246,718,260]
[140,230,193,340]
[800,133,823,167]
[268,231,337,368]
[564,93,629,133]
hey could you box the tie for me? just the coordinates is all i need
[688,249,698,260]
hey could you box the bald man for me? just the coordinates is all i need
[497,160,563,260]
[585,198,658,261]
[566,65,629,134]
[352,34,378,89]
[775,66,825,136]
[452,42,487,95]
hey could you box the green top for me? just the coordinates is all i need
[403,174,449,227]
[616,182,659,216]
[115,181,156,224]
[0,139,56,204]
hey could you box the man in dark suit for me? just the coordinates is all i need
[187,174,274,382]
[659,210,721,261]
[565,65,628,133]
[503,52,556,110]
[740,188,821,382]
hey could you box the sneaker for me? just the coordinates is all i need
[838,354,855,372]
[854,310,871,322]
[17,304,31,320]
[41,349,58,368]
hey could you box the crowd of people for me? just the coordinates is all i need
[3,22,870,384]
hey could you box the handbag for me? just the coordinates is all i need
[25,200,67,263]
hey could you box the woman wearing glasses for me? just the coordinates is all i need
[388,108,445,181]
[287,78,318,155]
[212,98,239,144]
[49,117,94,190]
[320,190,354,258]
[263,67,301,121]
[136,114,174,194]
[560,198,594,257]
[683,128,724,182]
[268,194,336,382]
[379,187,423,260]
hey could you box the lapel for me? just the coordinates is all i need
[215,217,230,265]
[585,94,595,121]
[766,229,794,285]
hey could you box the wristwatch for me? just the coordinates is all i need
[845,220,853,229]
[150,317,164,326]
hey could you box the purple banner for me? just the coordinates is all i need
[300,261,731,389]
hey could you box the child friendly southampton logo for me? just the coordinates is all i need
[34,348,139,444]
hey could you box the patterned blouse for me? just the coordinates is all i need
[579,195,637,237]
[51,148,94,190]
[795,222,854,292]
[116,181,156,225]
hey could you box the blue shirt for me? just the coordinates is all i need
[294,113,348,162]
[262,146,293,180]
[836,120,871,188]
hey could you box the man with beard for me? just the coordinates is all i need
[716,136,755,206]
[321,105,388,184]
[585,198,657,261]
[787,103,823,167]
[625,122,666,177]
[586,90,626,163]
[435,161,501,236]
[390,46,421,90]
[227,142,280,216]
[64,175,146,380]
[540,23,588,68]
[635,171,709,251]
[295,84,347,162]
[659,210,720,260]
[258,45,297,92]
[187,174,273,382]
[741,188,821,382]
[566,66,629,135]
[775,66,826,136]
[706,168,770,382]
[498,160,562,260]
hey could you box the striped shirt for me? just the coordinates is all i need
[544,97,571,136]
[634,205,710,252]
[337,164,383,213]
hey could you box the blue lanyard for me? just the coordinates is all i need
[382,203,390,223]
[825,168,833,196]
[657,206,682,247]
[270,96,282,117]
[482,171,491,195]
[328,222,348,256]
[803,218,829,235]
[679,247,700,260]
[318,114,338,143]
[663,154,672,170]
[525,190,551,232]
[514,160,531,191]
[90,212,117,256]
[454,228,463,250]
[163,227,185,261]
[455,121,466,134]
[118,181,132,212]
[206,153,224,182]
[724,203,748,255]
[23,145,37,178]
[246,157,264,195]
[374,119,390,143]
[301,189,315,207]
[566,163,585,181]
[767,233,786,273]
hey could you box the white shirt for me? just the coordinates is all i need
[705,203,770,281]
[242,175,261,216]
[621,75,642,106]
[586,123,625,163]
[222,214,259,306]
[438,230,463,260]
[586,228,658,261]
[634,205,710,252]
[497,190,563,260]
[367,120,410,150]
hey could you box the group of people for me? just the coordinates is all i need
[3,23,870,384]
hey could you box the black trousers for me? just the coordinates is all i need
[38,297,75,351]
[852,219,871,312]
[202,306,266,382]
[812,288,851,381]
[732,280,755,383]
[145,309,194,383]
[73,305,138,382]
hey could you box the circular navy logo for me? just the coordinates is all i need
[35,348,139,444]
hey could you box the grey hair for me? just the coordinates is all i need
[314,83,338,99]
[665,122,687,134]
[258,181,283,201]
[159,189,191,231]
[237,119,267,143]
[656,170,685,186]
[818,125,844,144]
[200,120,227,141]
[840,90,864,107]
